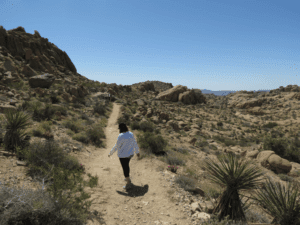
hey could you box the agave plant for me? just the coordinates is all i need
[203,153,264,222]
[3,110,33,153]
[252,178,300,225]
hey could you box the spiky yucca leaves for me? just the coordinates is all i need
[252,178,300,225]
[203,153,264,222]
[3,110,33,153]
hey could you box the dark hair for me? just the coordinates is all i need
[119,123,129,133]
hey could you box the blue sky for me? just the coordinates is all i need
[1,0,299,91]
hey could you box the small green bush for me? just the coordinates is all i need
[138,120,156,133]
[72,132,90,144]
[196,140,209,147]
[32,104,56,122]
[209,144,218,150]
[62,120,83,134]
[263,135,288,159]
[50,95,60,104]
[85,124,106,147]
[130,121,140,130]
[17,101,31,112]
[207,187,221,199]
[217,121,223,127]
[7,139,100,225]
[93,102,106,116]
[32,128,44,137]
[136,131,168,155]
[165,154,186,166]
[174,175,197,192]
[262,122,278,129]
[172,147,189,155]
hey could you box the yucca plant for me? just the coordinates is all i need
[203,153,264,222]
[252,178,300,225]
[3,110,33,153]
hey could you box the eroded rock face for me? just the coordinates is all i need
[0,26,77,74]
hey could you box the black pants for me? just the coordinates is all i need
[119,155,133,178]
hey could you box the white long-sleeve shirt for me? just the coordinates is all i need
[109,131,140,158]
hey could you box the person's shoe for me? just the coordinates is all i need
[123,183,133,190]
[124,178,131,182]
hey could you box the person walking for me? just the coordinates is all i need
[108,123,140,190]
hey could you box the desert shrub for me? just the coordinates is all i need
[172,146,189,155]
[85,123,106,147]
[50,95,60,104]
[174,175,197,192]
[31,128,44,137]
[224,138,237,147]
[263,135,291,160]
[196,140,209,147]
[73,102,84,109]
[209,144,218,150]
[0,179,85,225]
[72,132,90,145]
[217,121,223,127]
[262,122,278,129]
[24,139,73,178]
[81,113,90,121]
[62,120,83,134]
[136,131,168,155]
[212,135,236,147]
[9,139,100,224]
[211,123,216,129]
[93,102,106,116]
[130,121,141,130]
[17,101,31,112]
[138,120,156,133]
[32,104,56,122]
[41,121,52,132]
[55,106,68,117]
[244,209,271,224]
[207,187,221,199]
[74,97,86,106]
[164,154,186,166]
[284,141,300,164]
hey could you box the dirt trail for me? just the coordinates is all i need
[82,103,190,225]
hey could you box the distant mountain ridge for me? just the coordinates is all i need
[199,89,271,96]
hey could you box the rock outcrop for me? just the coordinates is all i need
[0,26,77,75]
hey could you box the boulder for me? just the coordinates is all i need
[157,111,169,121]
[199,201,214,213]
[193,212,211,221]
[179,89,206,105]
[268,154,292,174]
[21,64,37,77]
[3,57,17,72]
[256,150,275,168]
[0,105,17,114]
[154,85,187,102]
[246,150,259,158]
[29,73,55,88]
[166,120,180,131]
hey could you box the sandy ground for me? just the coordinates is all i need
[81,103,190,225]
